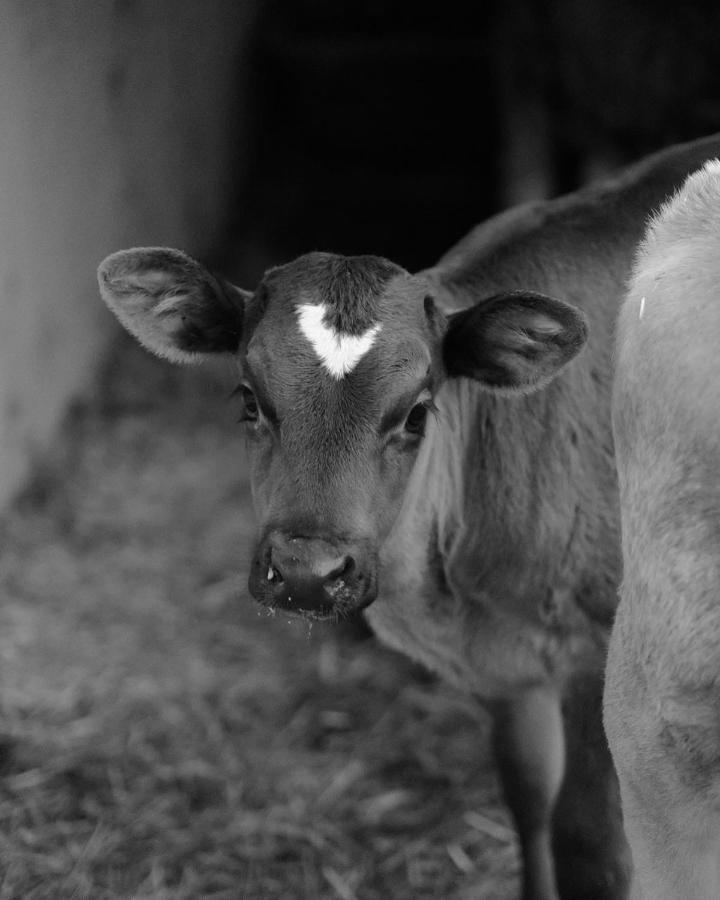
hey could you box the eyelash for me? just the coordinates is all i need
[403,397,438,437]
[232,384,259,424]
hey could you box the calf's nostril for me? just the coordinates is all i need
[326,556,355,583]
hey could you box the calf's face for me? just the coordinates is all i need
[99,248,587,620]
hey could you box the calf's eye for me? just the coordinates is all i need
[238,385,259,424]
[404,402,428,436]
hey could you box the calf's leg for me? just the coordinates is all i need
[552,673,631,900]
[492,686,565,900]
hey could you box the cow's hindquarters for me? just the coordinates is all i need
[605,160,720,899]
[606,601,720,900]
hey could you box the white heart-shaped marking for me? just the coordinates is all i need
[296,303,382,379]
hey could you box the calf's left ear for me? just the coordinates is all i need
[98,247,250,364]
[442,291,588,392]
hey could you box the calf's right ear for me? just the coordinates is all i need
[98,247,250,364]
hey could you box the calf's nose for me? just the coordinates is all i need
[266,532,355,613]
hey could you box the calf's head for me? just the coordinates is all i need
[99,248,587,619]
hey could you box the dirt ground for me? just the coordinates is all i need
[0,335,519,899]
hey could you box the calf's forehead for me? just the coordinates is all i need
[242,253,436,399]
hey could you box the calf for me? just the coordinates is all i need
[604,160,720,899]
[98,133,720,900]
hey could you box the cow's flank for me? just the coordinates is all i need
[100,134,720,900]
[605,159,720,900]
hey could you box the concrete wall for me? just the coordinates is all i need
[0,1,258,508]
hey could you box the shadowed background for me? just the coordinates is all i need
[0,1,718,897]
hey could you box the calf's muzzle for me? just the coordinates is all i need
[249,531,375,618]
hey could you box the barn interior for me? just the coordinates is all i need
[0,1,718,896]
